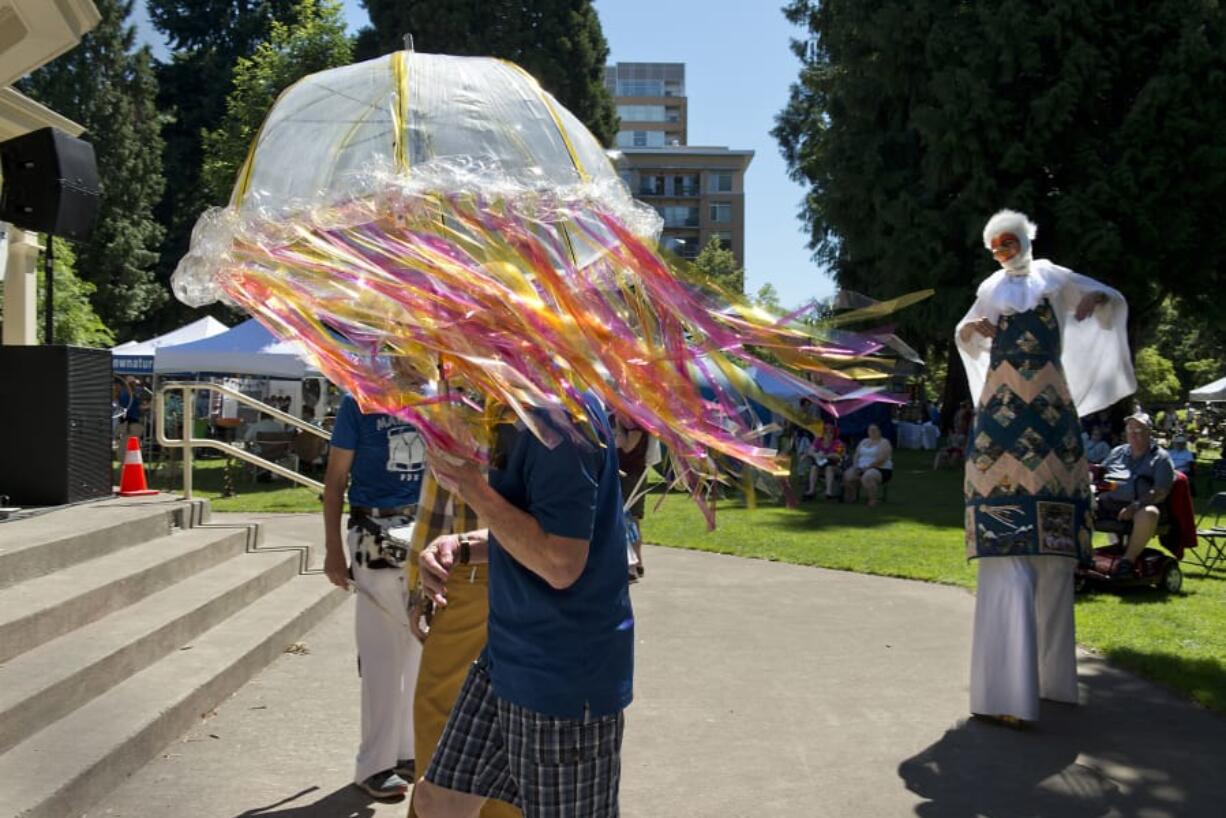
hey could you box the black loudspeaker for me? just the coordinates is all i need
[0,127,100,240]
[0,346,112,506]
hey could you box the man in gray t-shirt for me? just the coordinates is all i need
[1097,411,1175,575]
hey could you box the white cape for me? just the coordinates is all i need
[955,259,1136,417]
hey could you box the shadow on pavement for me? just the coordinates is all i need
[899,655,1226,818]
[233,784,401,817]
[899,716,1120,818]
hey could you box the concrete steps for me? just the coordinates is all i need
[0,524,256,664]
[0,499,346,818]
[0,498,208,590]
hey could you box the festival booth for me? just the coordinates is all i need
[1190,376,1226,403]
[111,316,229,375]
[153,318,327,423]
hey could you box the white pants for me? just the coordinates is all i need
[348,525,421,783]
[970,555,1079,722]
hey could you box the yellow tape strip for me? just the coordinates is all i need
[233,76,310,205]
[392,51,410,174]
[500,59,589,184]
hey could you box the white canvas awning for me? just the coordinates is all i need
[112,316,229,374]
[1190,375,1226,402]
[154,318,319,379]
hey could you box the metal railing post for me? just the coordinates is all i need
[154,380,327,496]
[183,386,194,499]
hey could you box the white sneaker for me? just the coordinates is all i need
[356,769,409,800]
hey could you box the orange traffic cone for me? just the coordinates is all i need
[118,436,158,496]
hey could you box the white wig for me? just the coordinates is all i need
[982,209,1038,250]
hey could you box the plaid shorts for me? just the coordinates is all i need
[424,658,625,817]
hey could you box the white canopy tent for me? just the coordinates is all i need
[153,318,319,379]
[112,316,229,374]
[1190,375,1226,402]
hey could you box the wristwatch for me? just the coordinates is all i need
[457,533,473,565]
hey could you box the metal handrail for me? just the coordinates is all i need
[155,381,329,498]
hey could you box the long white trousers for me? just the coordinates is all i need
[348,527,422,783]
[970,555,1079,722]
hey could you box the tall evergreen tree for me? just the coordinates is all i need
[148,0,297,328]
[774,0,1226,404]
[356,0,618,145]
[20,0,167,338]
[201,0,353,204]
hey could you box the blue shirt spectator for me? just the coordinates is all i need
[120,384,141,422]
[485,395,634,718]
[329,395,424,509]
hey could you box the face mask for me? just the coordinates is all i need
[1002,249,1033,275]
[991,231,1032,275]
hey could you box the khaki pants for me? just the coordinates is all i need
[410,563,520,818]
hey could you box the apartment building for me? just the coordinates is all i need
[605,62,753,271]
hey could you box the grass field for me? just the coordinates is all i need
[143,447,1226,714]
[142,454,324,513]
[641,449,1226,715]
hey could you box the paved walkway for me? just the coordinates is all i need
[91,514,1226,817]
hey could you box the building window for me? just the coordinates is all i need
[668,174,699,196]
[659,206,700,227]
[616,130,666,148]
[617,79,664,96]
[711,172,733,193]
[617,104,666,122]
[713,231,733,250]
[638,175,665,196]
[663,235,699,259]
[616,131,665,148]
[709,202,732,223]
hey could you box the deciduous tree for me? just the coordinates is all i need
[0,240,115,346]
[201,0,353,204]
[691,236,745,294]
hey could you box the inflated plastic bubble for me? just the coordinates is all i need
[172,51,929,525]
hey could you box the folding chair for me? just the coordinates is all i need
[1189,491,1226,575]
[248,431,298,481]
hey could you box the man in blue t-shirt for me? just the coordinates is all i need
[413,394,633,818]
[323,394,427,800]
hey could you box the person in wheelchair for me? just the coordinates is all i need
[1096,411,1175,576]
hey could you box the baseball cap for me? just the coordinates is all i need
[1123,410,1153,428]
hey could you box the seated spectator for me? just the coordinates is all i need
[1168,434,1195,476]
[1085,428,1111,464]
[801,424,845,500]
[933,430,966,470]
[1096,411,1175,576]
[952,400,973,440]
[843,423,893,506]
[243,415,287,445]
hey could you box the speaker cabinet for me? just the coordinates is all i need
[0,127,100,240]
[0,346,112,506]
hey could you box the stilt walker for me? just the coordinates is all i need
[957,210,1136,725]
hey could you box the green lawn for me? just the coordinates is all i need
[641,449,1226,715]
[141,454,324,513]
